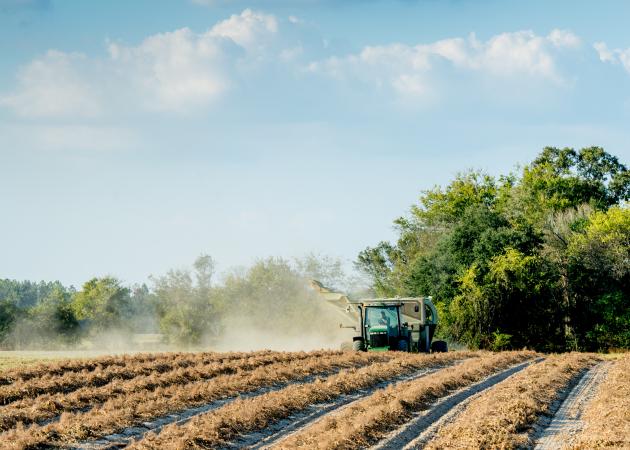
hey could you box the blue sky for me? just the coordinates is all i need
[1,0,630,286]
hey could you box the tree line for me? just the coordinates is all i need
[356,147,629,352]
[0,255,348,350]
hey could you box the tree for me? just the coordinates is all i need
[152,254,221,346]
[71,277,131,332]
[567,206,630,350]
[357,147,629,351]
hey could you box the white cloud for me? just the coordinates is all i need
[108,28,229,112]
[208,8,277,51]
[594,41,630,73]
[547,29,581,49]
[0,50,102,118]
[309,29,580,97]
[1,9,279,117]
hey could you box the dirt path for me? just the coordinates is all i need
[371,358,542,450]
[532,361,610,450]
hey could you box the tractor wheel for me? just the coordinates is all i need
[431,340,448,353]
[352,340,365,352]
[397,339,409,352]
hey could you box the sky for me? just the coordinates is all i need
[1,0,630,287]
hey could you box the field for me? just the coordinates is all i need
[0,350,627,449]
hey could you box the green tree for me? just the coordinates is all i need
[356,147,629,351]
[71,277,131,332]
[152,254,221,346]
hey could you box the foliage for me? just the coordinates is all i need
[151,254,221,346]
[71,277,131,333]
[356,146,629,351]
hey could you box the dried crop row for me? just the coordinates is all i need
[127,351,481,450]
[0,352,188,385]
[0,352,252,405]
[0,349,337,432]
[425,352,600,449]
[269,350,536,449]
[0,349,274,386]
[0,349,335,407]
[1,351,394,449]
[570,354,630,449]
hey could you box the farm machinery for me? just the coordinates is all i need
[310,280,447,353]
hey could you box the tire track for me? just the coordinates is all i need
[372,358,543,450]
[533,361,611,450]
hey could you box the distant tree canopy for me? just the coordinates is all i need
[0,253,349,350]
[356,147,629,352]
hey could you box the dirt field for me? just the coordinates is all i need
[0,350,627,449]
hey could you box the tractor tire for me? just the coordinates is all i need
[397,339,409,352]
[352,340,365,352]
[431,340,448,353]
[340,342,352,351]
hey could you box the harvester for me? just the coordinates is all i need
[310,280,447,353]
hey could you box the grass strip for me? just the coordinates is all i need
[570,354,630,449]
[0,351,391,449]
[127,351,479,450]
[0,350,335,431]
[273,350,536,449]
[425,352,600,449]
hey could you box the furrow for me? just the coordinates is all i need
[425,352,601,449]
[533,361,611,449]
[125,351,481,449]
[376,358,542,450]
[270,351,536,450]
[0,350,334,432]
[0,351,391,449]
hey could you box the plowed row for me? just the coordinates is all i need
[128,351,483,449]
[2,350,625,450]
[0,350,328,405]
[0,350,340,432]
[425,352,600,449]
[0,351,395,448]
[570,354,630,449]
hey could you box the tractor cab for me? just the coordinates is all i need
[350,298,443,353]
[363,304,404,351]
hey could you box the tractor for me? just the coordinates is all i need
[310,280,447,353]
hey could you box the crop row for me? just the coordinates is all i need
[570,354,630,449]
[0,349,297,405]
[0,348,298,405]
[272,350,537,449]
[0,351,257,385]
[0,351,395,449]
[0,349,340,432]
[425,352,600,449]
[127,351,483,449]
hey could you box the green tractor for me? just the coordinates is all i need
[310,281,447,353]
[345,298,446,353]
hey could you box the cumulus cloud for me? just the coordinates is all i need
[593,42,630,73]
[208,8,277,50]
[309,29,580,98]
[0,51,102,118]
[107,28,230,112]
[1,9,279,117]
